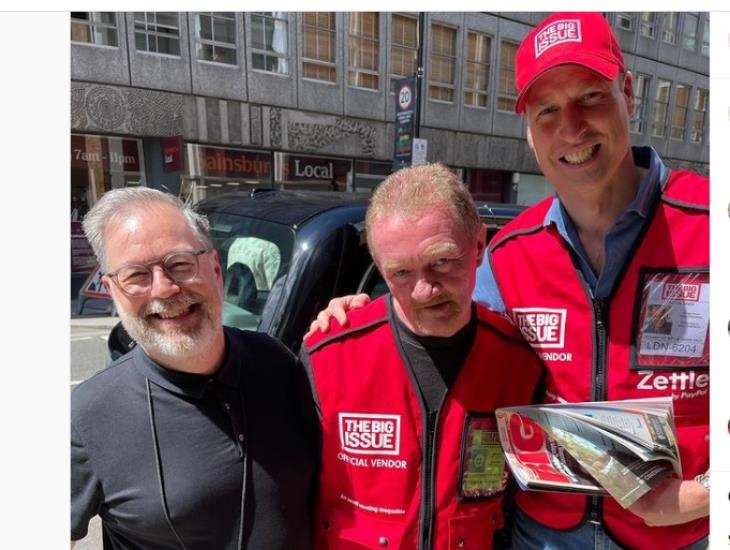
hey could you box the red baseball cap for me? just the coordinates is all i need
[514,12,625,113]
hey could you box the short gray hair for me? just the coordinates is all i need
[82,187,212,272]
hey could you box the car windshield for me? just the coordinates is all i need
[205,211,295,330]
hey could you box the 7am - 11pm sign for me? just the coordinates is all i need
[392,76,417,171]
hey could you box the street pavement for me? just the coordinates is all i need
[71,315,118,550]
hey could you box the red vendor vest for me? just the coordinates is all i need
[303,296,543,550]
[488,169,709,549]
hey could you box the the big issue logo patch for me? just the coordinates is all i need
[534,19,581,58]
[513,308,571,362]
[339,413,401,455]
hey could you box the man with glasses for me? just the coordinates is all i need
[71,187,318,549]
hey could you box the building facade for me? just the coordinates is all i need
[70,11,710,221]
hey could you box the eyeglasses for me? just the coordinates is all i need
[106,249,212,296]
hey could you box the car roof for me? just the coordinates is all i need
[475,201,527,220]
[195,189,527,228]
[195,189,371,228]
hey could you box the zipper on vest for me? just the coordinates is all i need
[589,299,608,524]
[591,299,608,401]
[418,410,439,550]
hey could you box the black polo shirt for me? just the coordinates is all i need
[71,327,319,549]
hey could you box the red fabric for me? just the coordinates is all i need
[489,170,709,549]
[305,297,543,549]
[515,12,625,113]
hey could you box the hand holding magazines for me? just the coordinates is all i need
[495,398,680,508]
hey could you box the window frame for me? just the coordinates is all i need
[347,12,380,91]
[463,30,491,109]
[389,13,419,94]
[71,12,119,47]
[133,12,181,56]
[496,40,519,113]
[428,22,458,103]
[701,18,709,56]
[630,73,651,135]
[301,12,337,84]
[196,12,238,66]
[690,88,708,144]
[661,13,678,45]
[639,13,656,39]
[250,12,290,75]
[616,13,633,31]
[670,83,691,141]
[651,78,672,138]
[682,13,699,52]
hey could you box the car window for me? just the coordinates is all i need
[204,211,295,330]
[227,237,280,291]
[357,262,388,300]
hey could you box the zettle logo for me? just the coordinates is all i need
[513,308,567,349]
[339,413,401,456]
[534,19,581,58]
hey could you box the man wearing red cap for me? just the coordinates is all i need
[474,11,709,550]
[307,11,709,550]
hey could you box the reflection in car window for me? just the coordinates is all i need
[204,212,295,331]
[227,237,280,291]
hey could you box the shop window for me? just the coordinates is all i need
[390,14,418,93]
[134,12,180,55]
[184,144,273,203]
[251,12,289,74]
[302,12,336,82]
[467,169,509,203]
[497,40,518,112]
[661,13,678,44]
[196,12,237,65]
[630,73,651,134]
[71,134,146,210]
[639,13,656,39]
[690,88,708,143]
[682,13,698,52]
[348,12,379,90]
[651,79,671,138]
[354,160,391,192]
[464,31,491,108]
[429,23,456,102]
[71,12,118,46]
[670,84,690,140]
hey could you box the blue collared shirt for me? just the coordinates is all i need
[473,146,667,311]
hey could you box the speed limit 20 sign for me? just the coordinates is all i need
[398,85,413,111]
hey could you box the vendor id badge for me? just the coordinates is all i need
[630,268,709,370]
[458,414,508,501]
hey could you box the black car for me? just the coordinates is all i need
[109,189,525,356]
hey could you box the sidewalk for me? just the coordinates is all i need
[70,315,119,331]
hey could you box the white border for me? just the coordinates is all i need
[709,11,730,550]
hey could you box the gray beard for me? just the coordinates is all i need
[119,292,219,360]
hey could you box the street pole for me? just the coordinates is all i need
[414,12,425,139]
